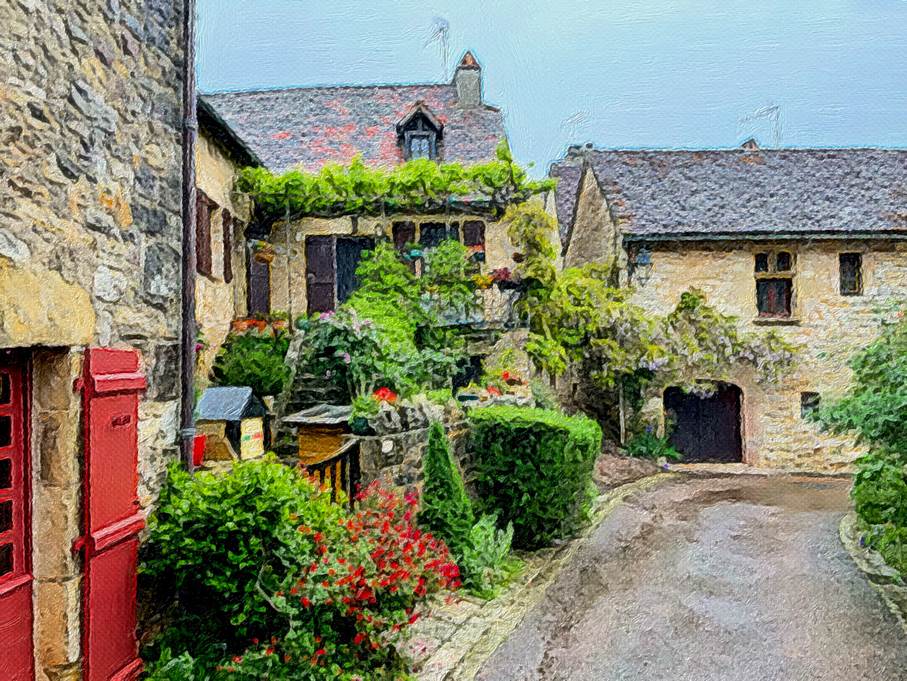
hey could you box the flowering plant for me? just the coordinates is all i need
[373,387,398,404]
[220,483,459,679]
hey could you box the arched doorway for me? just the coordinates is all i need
[663,383,743,462]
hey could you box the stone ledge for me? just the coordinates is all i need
[409,473,675,680]
[839,512,907,638]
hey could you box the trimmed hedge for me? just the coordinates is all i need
[468,406,602,549]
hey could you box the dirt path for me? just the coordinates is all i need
[476,475,907,681]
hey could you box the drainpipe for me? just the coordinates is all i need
[179,0,198,468]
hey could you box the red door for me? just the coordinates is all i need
[0,355,33,681]
[79,348,147,681]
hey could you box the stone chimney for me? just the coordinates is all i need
[453,50,482,108]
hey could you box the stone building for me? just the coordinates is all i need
[551,145,907,471]
[0,0,187,678]
[201,52,517,327]
[194,99,261,385]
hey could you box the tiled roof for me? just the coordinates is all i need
[201,83,506,172]
[550,148,907,247]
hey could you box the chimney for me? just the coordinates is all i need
[453,50,482,108]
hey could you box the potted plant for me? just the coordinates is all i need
[252,240,276,263]
[350,395,379,435]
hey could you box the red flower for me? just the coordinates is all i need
[487,385,502,396]
[373,387,398,404]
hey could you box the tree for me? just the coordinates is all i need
[419,421,474,554]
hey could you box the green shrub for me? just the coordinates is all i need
[468,406,602,549]
[624,430,682,461]
[210,329,291,397]
[141,458,347,651]
[457,514,519,599]
[419,422,474,552]
[419,422,517,596]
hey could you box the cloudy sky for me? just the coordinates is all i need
[197,0,907,174]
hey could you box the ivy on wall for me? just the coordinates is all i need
[235,141,555,221]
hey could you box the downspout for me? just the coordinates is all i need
[179,0,198,468]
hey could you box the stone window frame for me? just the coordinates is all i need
[754,249,797,320]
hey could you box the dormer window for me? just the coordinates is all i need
[397,101,443,161]
[405,132,435,160]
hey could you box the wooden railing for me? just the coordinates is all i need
[299,437,360,505]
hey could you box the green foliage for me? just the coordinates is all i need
[295,241,471,399]
[210,329,291,397]
[427,388,455,405]
[421,239,482,320]
[624,429,683,461]
[143,466,458,680]
[529,378,559,410]
[236,141,555,220]
[456,515,520,599]
[815,308,907,453]
[468,406,602,549]
[419,422,475,553]
[501,202,558,291]
[141,458,346,650]
[418,422,516,596]
[815,307,907,575]
[658,289,798,392]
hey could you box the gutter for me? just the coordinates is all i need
[623,230,907,243]
[179,0,198,468]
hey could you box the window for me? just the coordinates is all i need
[800,392,820,419]
[195,190,214,277]
[463,220,486,262]
[419,222,459,249]
[406,133,435,160]
[222,209,234,284]
[754,251,795,318]
[0,459,10,489]
[839,253,862,296]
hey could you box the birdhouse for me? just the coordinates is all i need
[195,387,269,462]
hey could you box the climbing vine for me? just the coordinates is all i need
[501,202,798,436]
[236,141,555,220]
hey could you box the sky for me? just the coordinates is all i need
[197,0,907,175]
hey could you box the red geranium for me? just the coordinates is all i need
[373,387,398,404]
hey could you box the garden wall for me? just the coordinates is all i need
[357,421,474,491]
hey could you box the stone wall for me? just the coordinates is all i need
[357,422,473,491]
[195,129,252,385]
[630,240,907,470]
[1,1,186,677]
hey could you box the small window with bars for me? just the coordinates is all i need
[839,253,862,296]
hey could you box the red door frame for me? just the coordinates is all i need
[77,348,147,681]
[0,351,34,681]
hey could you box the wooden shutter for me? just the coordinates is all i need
[222,209,233,284]
[0,356,33,681]
[195,191,213,277]
[247,247,271,315]
[79,348,146,681]
[305,236,336,314]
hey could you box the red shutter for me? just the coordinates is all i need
[0,355,33,681]
[222,209,234,284]
[78,348,147,681]
[196,191,212,277]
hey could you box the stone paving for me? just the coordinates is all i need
[403,474,673,680]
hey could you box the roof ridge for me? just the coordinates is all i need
[202,81,454,97]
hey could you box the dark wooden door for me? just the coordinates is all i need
[306,236,335,314]
[336,237,374,305]
[0,355,33,681]
[80,348,146,681]
[664,384,742,462]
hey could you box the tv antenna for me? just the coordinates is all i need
[425,17,450,79]
[739,104,782,147]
